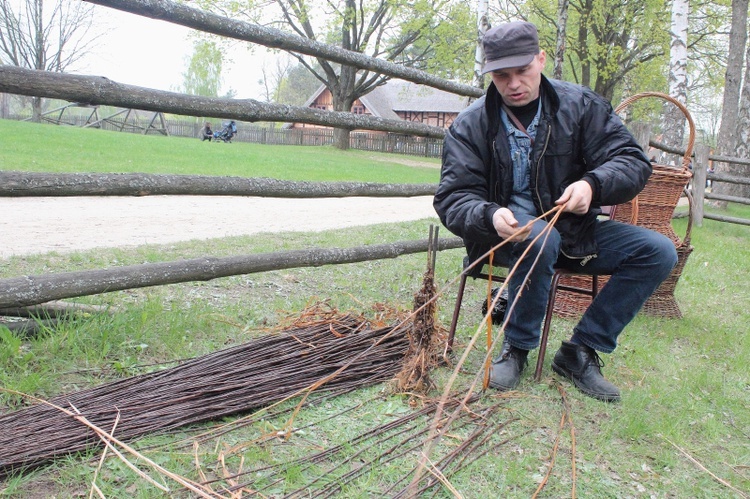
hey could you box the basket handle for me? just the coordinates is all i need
[681,187,694,247]
[614,92,696,173]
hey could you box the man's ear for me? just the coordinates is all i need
[538,50,547,67]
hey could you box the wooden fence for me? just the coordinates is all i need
[647,139,750,227]
[9,111,445,158]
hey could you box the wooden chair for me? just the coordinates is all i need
[445,256,600,381]
[445,206,629,382]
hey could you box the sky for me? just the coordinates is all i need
[71,5,271,100]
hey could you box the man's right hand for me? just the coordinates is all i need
[492,207,532,241]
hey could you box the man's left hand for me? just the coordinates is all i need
[555,180,593,214]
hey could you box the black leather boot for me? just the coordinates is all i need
[551,341,621,402]
[489,341,528,391]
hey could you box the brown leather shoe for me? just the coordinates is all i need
[551,341,621,402]
[489,341,528,391]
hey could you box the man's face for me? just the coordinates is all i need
[490,51,546,106]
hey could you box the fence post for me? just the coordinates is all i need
[692,143,709,227]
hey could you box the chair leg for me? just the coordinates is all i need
[535,271,564,381]
[445,272,469,356]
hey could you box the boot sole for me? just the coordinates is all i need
[551,362,621,403]
[488,379,518,391]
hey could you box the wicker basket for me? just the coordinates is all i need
[553,92,695,318]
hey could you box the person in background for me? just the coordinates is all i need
[433,21,677,402]
[200,122,213,141]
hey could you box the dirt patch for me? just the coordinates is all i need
[1,195,438,258]
[367,155,441,169]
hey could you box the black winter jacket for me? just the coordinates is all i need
[433,75,651,265]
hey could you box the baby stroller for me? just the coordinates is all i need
[213,120,237,143]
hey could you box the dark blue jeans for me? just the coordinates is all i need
[502,214,678,353]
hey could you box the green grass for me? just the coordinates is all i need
[1,119,749,497]
[0,119,441,183]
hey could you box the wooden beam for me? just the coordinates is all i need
[0,171,438,197]
[0,238,465,308]
[0,66,446,139]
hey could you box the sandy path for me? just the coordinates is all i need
[0,195,439,258]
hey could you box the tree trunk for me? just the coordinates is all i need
[729,40,750,199]
[661,0,689,164]
[714,0,749,206]
[0,171,438,198]
[553,0,570,80]
[0,238,464,308]
[0,93,9,118]
[577,0,591,88]
[333,127,351,150]
[472,0,490,89]
[330,69,357,150]
[31,96,42,122]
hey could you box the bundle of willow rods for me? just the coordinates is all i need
[396,225,442,392]
[0,313,410,477]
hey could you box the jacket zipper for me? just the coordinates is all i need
[533,118,597,265]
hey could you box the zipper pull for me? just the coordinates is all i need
[580,254,597,266]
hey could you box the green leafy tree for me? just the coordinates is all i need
[492,0,729,107]
[274,61,323,106]
[181,39,224,97]
[203,0,474,149]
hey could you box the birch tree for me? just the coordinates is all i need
[553,0,569,80]
[661,0,689,160]
[472,0,490,89]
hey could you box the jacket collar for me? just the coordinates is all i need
[484,74,560,121]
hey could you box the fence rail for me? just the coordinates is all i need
[10,111,750,223]
[647,139,750,227]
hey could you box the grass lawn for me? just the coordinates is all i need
[0,119,440,183]
[1,119,748,497]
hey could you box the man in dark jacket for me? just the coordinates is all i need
[433,21,677,402]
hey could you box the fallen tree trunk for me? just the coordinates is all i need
[0,237,464,308]
[0,172,437,198]
[0,300,113,318]
[0,318,59,337]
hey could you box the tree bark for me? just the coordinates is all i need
[553,0,570,80]
[729,38,750,199]
[0,66,445,139]
[577,0,591,88]
[0,238,464,308]
[714,0,749,206]
[662,0,689,162]
[472,0,490,89]
[0,172,437,197]
[0,300,112,318]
